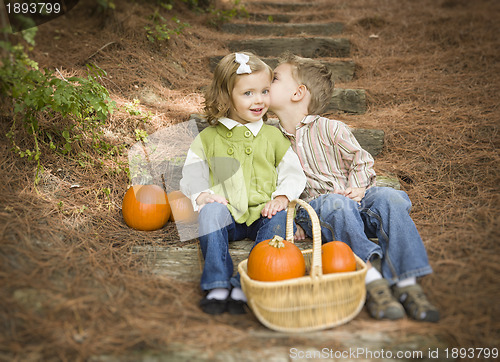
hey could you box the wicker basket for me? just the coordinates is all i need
[238,198,367,332]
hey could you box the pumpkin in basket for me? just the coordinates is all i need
[247,235,306,282]
[321,241,356,274]
[122,185,171,231]
[167,190,197,223]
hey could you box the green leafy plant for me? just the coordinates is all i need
[96,0,116,11]
[154,0,211,11]
[207,0,248,27]
[125,98,152,123]
[125,99,143,116]
[0,41,116,182]
[144,11,190,43]
[134,129,149,143]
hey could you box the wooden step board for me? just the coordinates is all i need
[228,37,351,58]
[209,56,355,82]
[221,22,344,36]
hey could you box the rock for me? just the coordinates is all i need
[350,128,385,157]
[375,175,401,190]
[328,88,366,114]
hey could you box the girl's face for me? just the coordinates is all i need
[229,70,271,124]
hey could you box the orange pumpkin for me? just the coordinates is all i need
[247,235,306,282]
[167,190,197,223]
[122,185,171,231]
[321,241,357,274]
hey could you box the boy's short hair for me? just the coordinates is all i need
[204,51,273,125]
[278,53,334,115]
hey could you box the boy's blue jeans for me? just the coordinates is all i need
[198,202,288,291]
[295,187,432,285]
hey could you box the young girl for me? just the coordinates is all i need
[180,52,306,315]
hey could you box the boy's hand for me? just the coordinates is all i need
[261,195,289,219]
[295,224,306,241]
[344,187,366,202]
[196,192,228,210]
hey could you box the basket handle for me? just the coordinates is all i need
[286,199,323,278]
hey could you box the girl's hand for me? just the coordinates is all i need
[295,224,306,241]
[196,192,228,210]
[261,195,289,218]
[344,187,366,202]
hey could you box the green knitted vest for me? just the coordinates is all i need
[192,122,290,225]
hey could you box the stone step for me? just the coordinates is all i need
[90,332,453,362]
[329,88,366,114]
[191,114,381,156]
[209,56,355,82]
[375,175,401,189]
[228,37,350,58]
[132,239,312,282]
[221,22,344,36]
[246,12,295,23]
[345,127,385,157]
[244,1,314,12]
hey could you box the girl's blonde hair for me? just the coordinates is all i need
[277,53,334,115]
[204,52,273,125]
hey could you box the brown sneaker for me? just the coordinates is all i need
[366,279,405,320]
[393,284,440,322]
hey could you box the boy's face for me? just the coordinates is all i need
[229,70,271,124]
[269,63,299,112]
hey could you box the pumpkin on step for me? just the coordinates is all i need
[167,190,197,223]
[122,185,171,231]
[321,241,357,274]
[247,235,306,282]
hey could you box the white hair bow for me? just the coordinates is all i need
[234,53,252,75]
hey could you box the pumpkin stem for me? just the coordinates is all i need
[268,235,285,248]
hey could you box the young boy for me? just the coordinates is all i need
[269,53,439,322]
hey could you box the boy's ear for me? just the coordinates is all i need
[292,84,308,102]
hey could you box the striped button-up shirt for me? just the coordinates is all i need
[279,115,376,201]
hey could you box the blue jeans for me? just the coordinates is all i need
[295,187,432,285]
[198,202,288,291]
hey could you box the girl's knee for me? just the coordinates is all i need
[198,202,231,227]
[199,202,229,217]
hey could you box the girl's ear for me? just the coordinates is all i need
[292,84,308,102]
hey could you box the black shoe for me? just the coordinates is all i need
[227,297,247,315]
[199,296,227,315]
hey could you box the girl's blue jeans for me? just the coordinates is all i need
[198,202,289,291]
[295,187,432,285]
